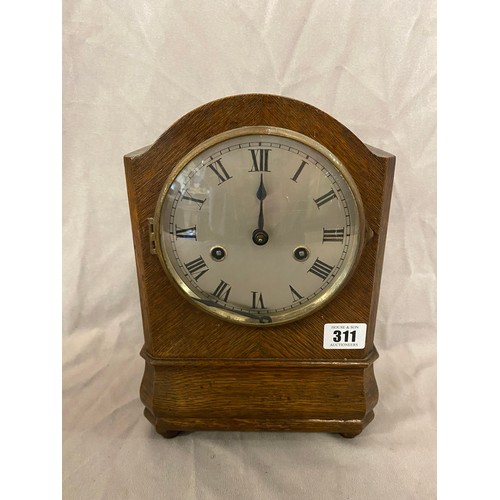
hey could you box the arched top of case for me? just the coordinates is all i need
[124,93,395,233]
[131,93,391,167]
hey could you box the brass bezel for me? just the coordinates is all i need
[153,126,366,326]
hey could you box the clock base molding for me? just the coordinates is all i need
[140,350,379,438]
[144,408,374,438]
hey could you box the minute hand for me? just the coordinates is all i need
[256,173,267,230]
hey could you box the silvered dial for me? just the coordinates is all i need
[155,127,364,325]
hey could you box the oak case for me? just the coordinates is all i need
[124,94,395,438]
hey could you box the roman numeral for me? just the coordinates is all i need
[308,258,334,281]
[248,149,271,172]
[182,191,206,209]
[213,280,231,301]
[251,291,266,309]
[207,159,232,185]
[289,285,303,302]
[184,256,209,281]
[314,189,336,208]
[323,228,344,242]
[175,225,197,239]
[290,160,308,182]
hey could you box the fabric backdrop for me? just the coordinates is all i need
[63,1,436,498]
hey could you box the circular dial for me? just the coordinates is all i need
[155,127,364,326]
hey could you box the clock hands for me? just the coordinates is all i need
[252,173,269,246]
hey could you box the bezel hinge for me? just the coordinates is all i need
[147,218,157,255]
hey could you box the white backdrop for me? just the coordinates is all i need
[63,1,436,498]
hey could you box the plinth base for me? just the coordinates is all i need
[140,350,379,439]
[145,407,374,438]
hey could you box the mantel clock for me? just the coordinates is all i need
[124,94,395,438]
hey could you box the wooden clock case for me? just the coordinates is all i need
[124,94,395,438]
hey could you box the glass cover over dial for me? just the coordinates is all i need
[155,127,364,325]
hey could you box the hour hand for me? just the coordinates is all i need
[256,173,267,202]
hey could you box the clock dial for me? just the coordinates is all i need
[155,127,364,325]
